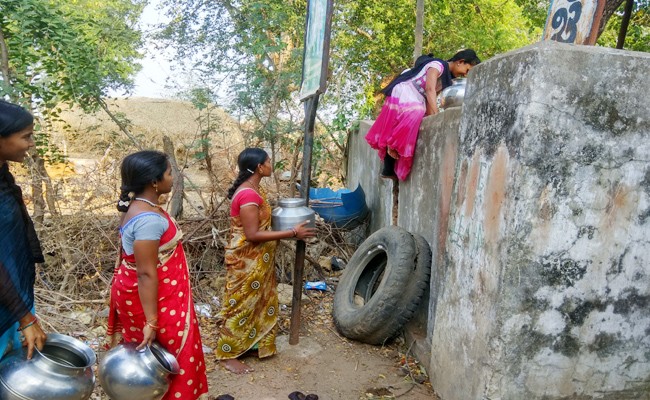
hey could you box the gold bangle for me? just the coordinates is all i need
[146,321,160,331]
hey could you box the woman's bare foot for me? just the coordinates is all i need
[220,358,254,374]
[243,348,258,358]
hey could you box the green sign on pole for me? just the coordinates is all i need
[299,0,333,100]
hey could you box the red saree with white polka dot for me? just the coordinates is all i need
[107,212,208,400]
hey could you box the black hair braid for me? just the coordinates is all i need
[117,150,168,211]
[116,181,144,212]
[116,188,135,212]
[227,147,269,199]
[227,170,254,200]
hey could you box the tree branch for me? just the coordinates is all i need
[163,135,184,219]
[97,98,143,150]
[0,28,11,84]
[355,27,373,41]
[316,114,346,153]
[599,0,627,37]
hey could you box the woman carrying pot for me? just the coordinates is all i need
[107,150,208,399]
[0,100,47,361]
[366,49,481,181]
[215,148,316,374]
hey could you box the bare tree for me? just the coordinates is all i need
[413,0,425,62]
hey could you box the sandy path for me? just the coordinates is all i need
[203,292,437,400]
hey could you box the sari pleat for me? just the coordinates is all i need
[107,212,208,400]
[215,188,278,360]
[366,61,450,180]
[0,164,41,337]
[365,83,426,180]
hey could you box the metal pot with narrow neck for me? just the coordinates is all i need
[98,341,180,400]
[0,333,96,400]
[272,198,315,234]
[439,77,467,110]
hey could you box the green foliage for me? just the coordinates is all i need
[1,0,144,107]
[159,0,308,180]
[332,0,539,117]
[514,0,550,32]
[158,0,649,186]
[0,0,144,158]
[158,0,543,184]
[598,0,650,52]
[177,86,226,167]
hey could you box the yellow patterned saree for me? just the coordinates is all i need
[215,188,278,359]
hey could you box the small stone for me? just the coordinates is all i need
[277,283,309,305]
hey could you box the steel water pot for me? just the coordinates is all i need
[439,78,467,109]
[98,341,179,400]
[271,198,316,234]
[0,333,96,400]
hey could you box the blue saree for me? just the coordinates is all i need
[0,163,42,344]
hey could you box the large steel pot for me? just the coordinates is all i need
[0,333,96,400]
[98,341,179,400]
[439,78,467,109]
[271,198,316,233]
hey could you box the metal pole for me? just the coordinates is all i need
[289,94,320,345]
[616,0,635,49]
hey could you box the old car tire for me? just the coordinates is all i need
[333,226,432,344]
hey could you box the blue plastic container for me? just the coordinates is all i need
[302,184,369,230]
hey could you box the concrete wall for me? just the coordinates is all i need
[398,109,462,359]
[348,42,650,399]
[346,120,394,233]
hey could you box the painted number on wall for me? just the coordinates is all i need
[542,0,606,45]
[550,0,583,43]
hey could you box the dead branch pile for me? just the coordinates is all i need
[20,98,361,355]
[25,168,365,348]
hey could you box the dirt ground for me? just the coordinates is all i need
[201,290,438,400]
[38,98,435,399]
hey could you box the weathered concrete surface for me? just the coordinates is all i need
[349,41,650,399]
[350,111,462,361]
[429,42,650,399]
[399,108,462,357]
[347,120,394,233]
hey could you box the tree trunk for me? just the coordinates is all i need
[201,107,218,204]
[163,136,184,219]
[413,0,425,62]
[28,153,77,295]
[0,28,11,84]
[599,0,627,37]
[289,136,303,197]
[29,155,46,225]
